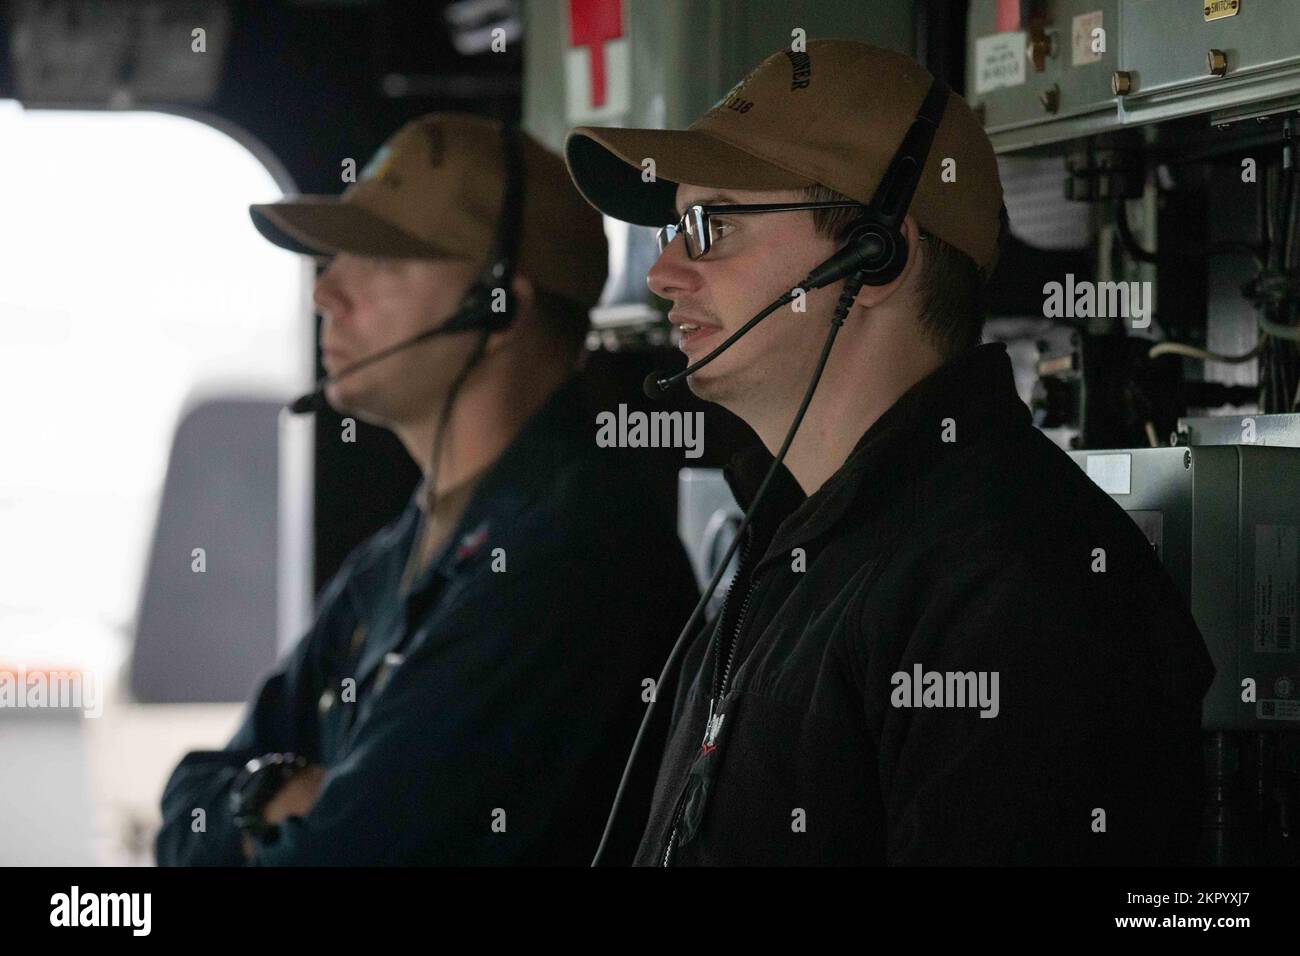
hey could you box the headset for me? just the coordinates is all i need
[596,77,952,865]
[643,77,951,398]
[287,122,526,414]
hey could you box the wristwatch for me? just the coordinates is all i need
[229,752,308,843]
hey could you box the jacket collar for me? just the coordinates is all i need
[342,371,598,604]
[724,342,1030,572]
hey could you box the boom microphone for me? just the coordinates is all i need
[286,302,500,414]
[642,231,887,400]
[642,292,792,398]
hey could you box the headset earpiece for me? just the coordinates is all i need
[844,219,904,285]
[800,216,900,291]
[800,77,948,296]
[439,122,525,335]
[287,124,526,413]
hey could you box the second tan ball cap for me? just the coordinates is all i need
[564,39,1006,276]
[250,113,609,311]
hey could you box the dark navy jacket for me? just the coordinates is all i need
[156,374,699,865]
[634,342,1216,865]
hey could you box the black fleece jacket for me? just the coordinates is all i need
[634,342,1215,866]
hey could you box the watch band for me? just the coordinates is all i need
[229,752,308,842]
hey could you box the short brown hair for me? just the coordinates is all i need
[801,185,1005,358]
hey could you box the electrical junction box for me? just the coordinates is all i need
[1069,444,1300,731]
[968,0,1300,153]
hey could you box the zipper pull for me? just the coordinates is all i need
[700,699,726,756]
[679,710,725,850]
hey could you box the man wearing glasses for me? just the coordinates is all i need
[565,41,1214,864]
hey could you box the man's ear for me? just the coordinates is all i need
[850,214,924,312]
[483,272,537,355]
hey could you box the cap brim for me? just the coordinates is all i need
[248,197,457,258]
[565,127,814,227]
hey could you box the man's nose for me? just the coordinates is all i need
[646,235,702,303]
[312,267,349,320]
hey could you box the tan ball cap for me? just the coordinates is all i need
[565,39,1005,275]
[251,112,608,310]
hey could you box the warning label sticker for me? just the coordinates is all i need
[974,32,1027,96]
[1259,699,1300,721]
[1255,524,1297,654]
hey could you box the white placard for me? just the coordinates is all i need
[1072,11,1104,66]
[974,32,1027,95]
[1085,453,1132,495]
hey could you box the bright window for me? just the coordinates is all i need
[0,103,312,678]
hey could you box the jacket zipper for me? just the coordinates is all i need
[661,531,761,866]
[660,784,691,866]
[716,577,755,700]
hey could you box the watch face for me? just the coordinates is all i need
[230,753,308,834]
[232,761,276,818]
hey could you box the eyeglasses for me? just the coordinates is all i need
[656,201,869,260]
